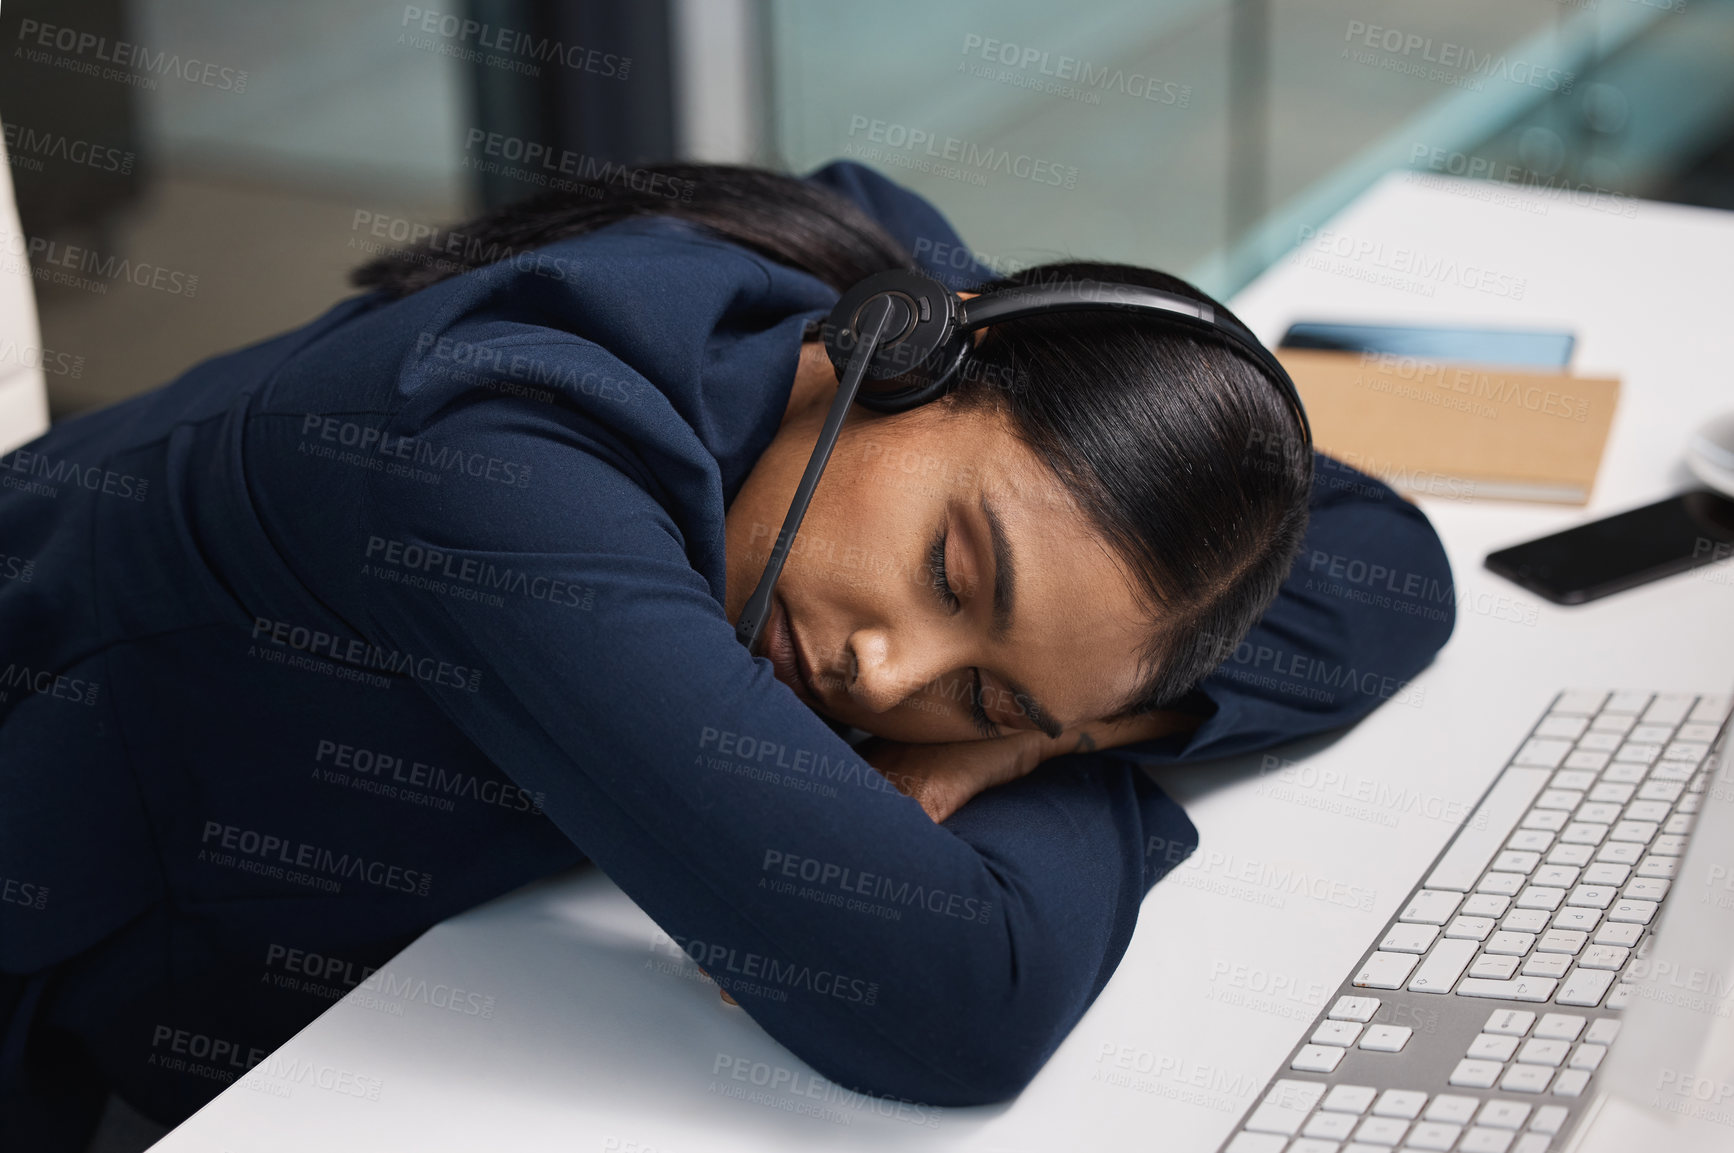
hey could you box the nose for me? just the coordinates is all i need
[844,624,961,715]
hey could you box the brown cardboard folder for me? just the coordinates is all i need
[1275,348,1621,505]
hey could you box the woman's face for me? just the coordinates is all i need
[724,341,1155,744]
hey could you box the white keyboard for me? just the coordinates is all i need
[1219,689,1732,1153]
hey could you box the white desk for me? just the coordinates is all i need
[153,173,1734,1152]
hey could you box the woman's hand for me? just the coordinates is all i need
[859,710,1202,823]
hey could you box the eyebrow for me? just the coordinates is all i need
[979,493,1064,739]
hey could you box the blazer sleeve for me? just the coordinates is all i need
[1116,453,1457,767]
[343,324,1195,1108]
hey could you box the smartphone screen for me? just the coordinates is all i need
[1485,490,1734,604]
[1280,321,1575,369]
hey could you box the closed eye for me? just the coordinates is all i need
[927,522,1002,737]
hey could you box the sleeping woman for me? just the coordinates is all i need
[0,159,1453,1146]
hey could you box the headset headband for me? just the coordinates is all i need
[734,268,1313,653]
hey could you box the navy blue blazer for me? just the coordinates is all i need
[0,161,1454,1122]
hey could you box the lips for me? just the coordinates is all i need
[767,596,822,707]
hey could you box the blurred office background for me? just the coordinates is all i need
[3,0,1734,421]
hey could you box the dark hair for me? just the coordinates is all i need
[351,164,1312,715]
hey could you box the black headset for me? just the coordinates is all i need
[734,268,1313,653]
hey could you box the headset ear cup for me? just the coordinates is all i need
[850,328,972,413]
[823,270,964,410]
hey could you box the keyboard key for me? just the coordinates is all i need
[1484,1008,1536,1035]
[1635,855,1680,880]
[1517,1038,1570,1065]
[1532,865,1580,888]
[1557,967,1617,1006]
[1428,1094,1483,1123]
[1407,1119,1464,1150]
[1574,802,1623,825]
[1312,1020,1362,1045]
[1663,813,1694,835]
[1244,1078,1328,1134]
[1569,1043,1607,1071]
[1595,842,1643,864]
[1534,1013,1586,1040]
[1321,1083,1378,1112]
[1535,789,1583,810]
[1565,885,1617,909]
[1446,916,1497,941]
[1546,843,1594,867]
[1303,1109,1358,1139]
[1593,922,1642,947]
[1469,1032,1521,1060]
[1503,909,1551,932]
[1479,1100,1533,1128]
[1516,887,1566,910]
[1428,769,1554,891]
[1552,769,1597,791]
[1553,691,1607,715]
[1354,951,1421,989]
[1663,740,1710,762]
[1582,862,1630,885]
[1359,1024,1413,1052]
[1517,739,1574,768]
[1289,1043,1346,1073]
[1328,995,1380,1021]
[1559,823,1607,845]
[1457,976,1558,1001]
[1508,830,1554,853]
[1514,1134,1552,1153]
[1372,1088,1428,1118]
[1605,690,1651,713]
[1464,893,1513,917]
[1636,780,1683,803]
[1451,1058,1505,1088]
[1579,945,1629,969]
[1381,923,1439,953]
[1630,723,1676,744]
[1462,1125,1518,1151]
[1531,1103,1570,1133]
[1494,850,1542,873]
[1537,713,1590,737]
[1588,782,1634,804]
[1401,890,1463,924]
[1551,909,1600,932]
[1552,1069,1591,1097]
[1479,873,1528,896]
[1607,899,1658,924]
[1522,809,1570,832]
[1537,929,1587,954]
[1285,1137,1338,1153]
[1503,1064,1555,1093]
[1224,1134,1285,1153]
[1606,982,1635,1008]
[1590,712,1634,734]
[1650,835,1687,856]
[1486,931,1536,955]
[1609,820,1657,843]
[1564,750,1611,771]
[1614,743,1661,765]
[1624,800,1671,822]
[1584,1017,1621,1044]
[1624,878,1670,901]
[1521,953,1570,979]
[1471,953,1521,979]
[1355,1115,1410,1144]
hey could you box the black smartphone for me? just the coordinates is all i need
[1485,490,1734,605]
[1280,321,1575,369]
